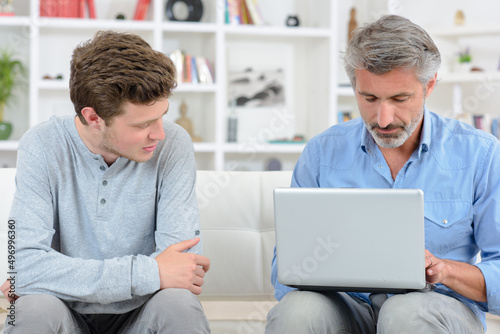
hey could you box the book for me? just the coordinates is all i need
[191,57,199,84]
[473,115,484,130]
[224,0,230,24]
[491,118,499,138]
[86,0,96,18]
[169,50,185,84]
[184,54,192,83]
[244,0,264,25]
[40,0,58,17]
[197,57,214,84]
[133,0,150,20]
[227,0,241,25]
[238,0,251,24]
[78,0,85,18]
[65,0,79,18]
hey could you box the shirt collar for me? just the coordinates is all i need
[360,106,431,157]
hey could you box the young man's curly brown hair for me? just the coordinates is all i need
[70,30,177,125]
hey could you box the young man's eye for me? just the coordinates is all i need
[139,123,151,129]
[394,98,408,103]
[365,97,377,102]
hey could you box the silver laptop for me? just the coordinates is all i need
[274,187,432,293]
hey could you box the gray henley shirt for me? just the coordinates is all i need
[10,115,201,314]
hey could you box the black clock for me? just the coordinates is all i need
[166,0,203,22]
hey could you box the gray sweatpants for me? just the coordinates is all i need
[4,288,210,333]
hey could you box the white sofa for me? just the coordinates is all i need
[1,168,499,333]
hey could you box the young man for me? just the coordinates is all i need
[266,15,500,333]
[2,31,210,333]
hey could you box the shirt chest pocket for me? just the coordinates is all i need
[424,200,471,227]
[424,199,473,255]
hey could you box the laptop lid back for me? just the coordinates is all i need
[274,187,426,293]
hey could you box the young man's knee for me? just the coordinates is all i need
[5,294,77,333]
[146,288,205,319]
[17,294,69,314]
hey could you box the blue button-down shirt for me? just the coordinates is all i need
[271,108,500,329]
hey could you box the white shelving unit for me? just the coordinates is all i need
[428,23,500,122]
[0,0,347,170]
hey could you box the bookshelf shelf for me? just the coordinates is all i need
[223,25,332,38]
[438,71,500,84]
[161,22,217,33]
[429,23,500,39]
[193,142,218,152]
[175,83,217,93]
[223,143,306,154]
[37,17,157,30]
[38,80,69,90]
[0,141,19,151]
[0,16,31,26]
[337,86,354,97]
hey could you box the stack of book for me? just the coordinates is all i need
[169,50,215,85]
[40,0,95,18]
[225,0,264,25]
[456,113,500,139]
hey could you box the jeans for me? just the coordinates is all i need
[4,289,210,334]
[265,290,484,334]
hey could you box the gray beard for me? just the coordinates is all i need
[364,107,424,149]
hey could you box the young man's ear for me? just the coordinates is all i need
[81,107,104,130]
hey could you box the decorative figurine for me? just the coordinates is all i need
[175,100,202,142]
[286,15,300,27]
[348,7,358,42]
[0,0,14,16]
[454,10,465,26]
[166,0,203,22]
[265,158,282,171]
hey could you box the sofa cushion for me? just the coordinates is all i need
[196,171,292,298]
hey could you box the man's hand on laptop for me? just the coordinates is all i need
[424,249,487,302]
[155,237,210,295]
[424,249,444,284]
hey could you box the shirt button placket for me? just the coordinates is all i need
[97,161,108,217]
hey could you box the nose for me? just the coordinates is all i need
[377,101,395,128]
[150,119,165,141]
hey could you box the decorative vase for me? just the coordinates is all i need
[286,15,300,27]
[457,62,472,73]
[0,122,12,140]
